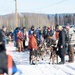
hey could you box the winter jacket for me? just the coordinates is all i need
[57,29,66,56]
[13,29,18,41]
[28,29,34,36]
[28,35,38,50]
[54,31,59,40]
[17,31,24,42]
[68,28,75,45]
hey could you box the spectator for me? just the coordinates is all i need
[28,31,38,65]
[38,27,42,40]
[53,28,59,44]
[43,26,48,41]
[57,26,66,64]
[0,29,17,75]
[22,27,29,50]
[1,25,8,44]
[35,28,41,46]
[17,28,24,52]
[13,27,19,48]
[28,25,35,36]
[65,25,74,62]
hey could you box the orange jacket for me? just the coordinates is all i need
[28,35,38,50]
[55,31,59,40]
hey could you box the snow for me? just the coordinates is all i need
[6,45,75,75]
[16,63,75,75]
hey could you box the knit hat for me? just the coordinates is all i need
[57,25,62,29]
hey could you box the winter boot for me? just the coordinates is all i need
[17,47,20,52]
[21,47,24,52]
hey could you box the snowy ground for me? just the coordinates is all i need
[6,44,75,75]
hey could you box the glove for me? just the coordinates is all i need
[32,48,34,51]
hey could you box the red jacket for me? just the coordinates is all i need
[28,35,38,50]
[17,31,24,42]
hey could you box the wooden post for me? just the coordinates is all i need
[15,0,18,28]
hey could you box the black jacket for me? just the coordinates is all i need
[58,29,66,47]
[57,29,66,56]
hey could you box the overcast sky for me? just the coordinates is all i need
[0,0,75,15]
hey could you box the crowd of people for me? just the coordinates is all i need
[5,25,75,63]
[0,24,75,74]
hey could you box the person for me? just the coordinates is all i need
[53,27,59,46]
[22,27,29,50]
[28,25,35,36]
[1,26,8,44]
[28,31,38,65]
[57,26,66,64]
[49,27,54,38]
[7,30,14,42]
[17,28,24,52]
[0,29,18,75]
[35,28,41,46]
[43,26,48,41]
[13,27,19,48]
[38,27,42,42]
[65,25,74,62]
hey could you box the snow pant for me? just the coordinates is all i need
[17,40,24,52]
[68,45,74,62]
[0,51,17,74]
[58,47,66,63]
[29,49,37,63]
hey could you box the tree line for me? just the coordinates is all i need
[0,13,75,31]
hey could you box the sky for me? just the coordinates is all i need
[0,0,75,15]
